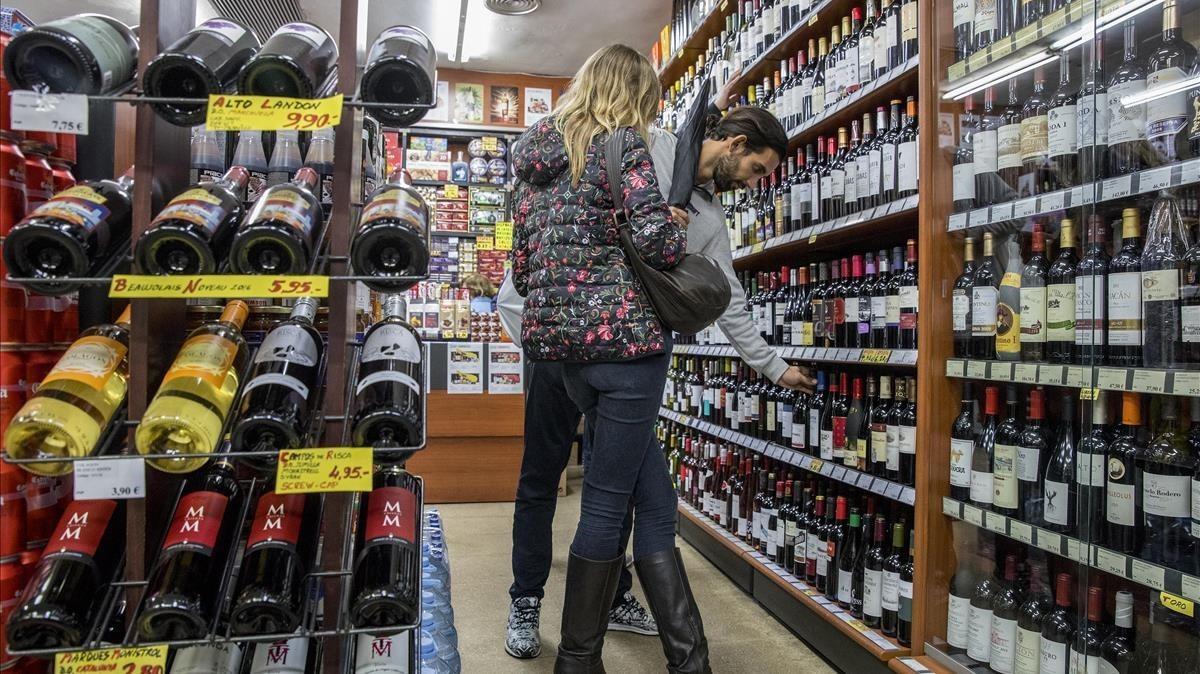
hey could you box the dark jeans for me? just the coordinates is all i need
[509,361,634,604]
[562,345,677,562]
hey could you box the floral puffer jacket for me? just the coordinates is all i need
[511,117,685,362]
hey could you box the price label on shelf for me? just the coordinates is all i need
[1161,592,1195,617]
[859,348,890,364]
[494,221,514,250]
[482,136,499,153]
[1183,160,1200,185]
[205,93,343,131]
[74,457,145,501]
[946,360,966,377]
[1132,369,1167,394]
[476,236,495,251]
[443,184,460,199]
[1014,363,1039,384]
[1102,175,1133,200]
[1095,548,1127,576]
[1097,367,1128,390]
[1013,198,1037,219]
[1010,520,1033,544]
[1182,575,1200,601]
[1039,366,1065,387]
[990,362,1013,381]
[962,505,984,527]
[967,361,988,379]
[56,646,167,674]
[1131,559,1166,590]
[1035,529,1063,554]
[276,447,374,493]
[109,274,329,299]
[9,90,89,134]
[1139,166,1174,193]
[984,512,1006,534]
[1040,191,1065,213]
[1172,371,1200,397]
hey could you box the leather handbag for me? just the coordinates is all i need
[604,130,730,337]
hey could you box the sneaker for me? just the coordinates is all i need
[505,596,542,659]
[607,591,659,635]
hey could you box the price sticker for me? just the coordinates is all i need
[1102,175,1133,200]
[1131,559,1166,590]
[109,274,329,299]
[494,221,514,250]
[74,457,145,501]
[948,62,968,81]
[984,512,1006,534]
[946,360,966,377]
[482,136,499,153]
[968,208,991,228]
[856,472,873,488]
[860,348,890,364]
[1172,371,1200,397]
[56,646,167,674]
[10,90,89,134]
[990,202,1014,221]
[1014,363,1039,383]
[1132,369,1167,394]
[1035,528,1063,554]
[206,94,343,131]
[276,447,374,493]
[1097,367,1128,390]
[967,360,988,379]
[1096,548,1127,576]
[443,184,460,199]
[1010,520,1033,544]
[1066,537,1083,562]
[1139,166,1174,193]
[1041,8,1068,34]
[1161,592,1195,617]
[948,213,967,231]
[962,505,984,527]
[476,236,495,251]
[1182,575,1200,601]
[819,461,835,476]
[1039,191,1065,213]
[990,362,1014,381]
[809,458,824,473]
[942,497,960,517]
[751,242,765,254]
[1079,386,1100,401]
[832,466,848,481]
[808,12,820,26]
[1182,159,1200,186]
[1039,366,1065,387]
[1013,198,1037,219]
[885,482,903,500]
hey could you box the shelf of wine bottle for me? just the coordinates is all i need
[658,0,735,82]
[945,358,1200,397]
[679,500,909,656]
[941,497,1200,602]
[786,55,919,143]
[675,342,918,365]
[947,158,1200,233]
[661,407,917,504]
[945,0,1095,82]
[733,194,918,261]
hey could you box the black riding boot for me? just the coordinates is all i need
[555,552,624,674]
[635,548,712,674]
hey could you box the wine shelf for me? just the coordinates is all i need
[660,407,917,505]
[946,158,1200,233]
[674,343,918,366]
[656,0,735,84]
[785,56,920,145]
[941,497,1200,601]
[944,358,1200,398]
[732,194,918,263]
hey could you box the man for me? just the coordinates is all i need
[500,90,814,661]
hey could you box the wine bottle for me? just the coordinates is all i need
[1138,396,1195,571]
[230,490,322,635]
[2,168,135,295]
[142,18,261,126]
[1107,20,1151,176]
[1042,392,1076,534]
[898,528,914,646]
[1017,388,1050,525]
[881,521,905,638]
[1038,572,1075,674]
[950,382,977,502]
[135,166,249,275]
[169,643,243,674]
[351,295,425,453]
[953,236,977,357]
[997,80,1024,192]
[954,98,977,214]
[267,131,303,187]
[971,386,1000,511]
[845,377,866,470]
[953,0,973,60]
[360,26,437,127]
[232,131,269,205]
[1047,218,1078,363]
[3,500,125,649]
[1021,223,1050,361]
[228,167,323,275]
[138,461,244,640]
[250,635,315,672]
[1070,587,1109,674]
[237,22,338,98]
[807,493,825,586]
[972,232,1001,359]
[1182,224,1200,365]
[898,239,918,349]
[136,300,250,473]
[862,515,887,628]
[304,128,335,215]
[355,632,411,672]
[975,87,1008,206]
[1014,563,1051,674]
[974,0,999,53]
[1128,594,1200,671]
[350,465,422,632]
[351,173,431,292]
[996,234,1023,361]
[1108,208,1144,366]
[1106,392,1144,554]
[1098,590,1136,671]
[870,376,892,476]
[1076,215,1110,365]
[899,377,917,486]
[1077,392,1110,543]
[1142,193,1190,369]
[1145,0,1196,165]
[993,386,1022,517]
[966,559,998,662]
[1077,33,1109,184]
[1020,67,1052,196]
[825,496,848,603]
[836,508,863,612]
[989,554,1024,673]
[231,298,324,471]
[896,98,919,200]
[2,14,138,94]
[1047,50,1078,189]
[4,306,131,475]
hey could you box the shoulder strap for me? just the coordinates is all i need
[604,129,627,224]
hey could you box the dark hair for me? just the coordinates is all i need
[707,106,788,163]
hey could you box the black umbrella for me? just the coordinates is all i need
[668,75,713,208]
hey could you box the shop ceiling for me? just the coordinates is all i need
[15,0,669,78]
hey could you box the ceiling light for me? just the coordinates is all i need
[1050,0,1163,50]
[1121,73,1200,108]
[944,50,1057,100]
[485,0,541,15]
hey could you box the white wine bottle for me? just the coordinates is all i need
[136,300,249,473]
[4,306,131,475]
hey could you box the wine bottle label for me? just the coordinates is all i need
[355,633,410,672]
[1097,659,1121,674]
[360,187,427,232]
[243,371,311,399]
[1077,93,1110,148]
[806,531,819,561]
[364,485,417,544]
[44,499,117,559]
[863,568,883,617]
[831,170,846,197]
[883,570,901,612]
[901,3,918,40]
[161,490,230,553]
[1047,105,1077,157]
[882,144,897,193]
[950,438,973,487]
[42,335,127,390]
[967,605,993,661]
[869,296,886,330]
[28,186,111,233]
[363,323,422,364]
[897,142,918,191]
[251,636,308,673]
[974,129,997,174]
[163,334,239,389]
[1106,477,1136,526]
[872,429,889,463]
[1107,272,1143,345]
[971,286,998,335]
[1039,637,1068,674]
[993,443,1018,509]
[899,579,914,622]
[816,546,829,576]
[1020,115,1049,161]
[150,188,225,235]
[953,163,975,200]
[277,22,329,48]
[970,469,994,504]
[1142,269,1180,302]
[886,424,900,471]
[1014,627,1041,674]
[856,157,870,200]
[832,417,847,457]
[245,492,307,551]
[837,571,853,604]
[845,297,859,325]
[1042,478,1069,525]
[1182,306,1200,343]
[247,171,267,203]
[1075,452,1105,488]
[997,124,1022,170]
[1020,286,1047,342]
[952,290,970,332]
[899,425,916,455]
[953,0,973,29]
[998,274,1021,355]
[1142,472,1190,517]
[1074,274,1106,346]
[867,149,882,197]
[251,189,318,240]
[172,643,242,674]
[1107,79,1148,144]
[40,16,135,91]
[900,285,918,314]
[1146,67,1188,140]
[991,616,1017,673]
[809,410,821,448]
[196,18,248,45]
[1046,283,1076,341]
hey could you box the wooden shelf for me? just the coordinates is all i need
[786,57,920,149]
[889,656,956,674]
[657,0,736,85]
[944,358,1200,398]
[674,343,918,366]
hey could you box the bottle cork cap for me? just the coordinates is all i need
[221,300,250,329]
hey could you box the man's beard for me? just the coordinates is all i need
[712,152,740,192]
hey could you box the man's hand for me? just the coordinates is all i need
[713,68,744,111]
[777,365,816,393]
[670,206,691,228]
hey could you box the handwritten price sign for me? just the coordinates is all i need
[205,94,343,131]
[276,447,374,494]
[56,646,167,674]
[109,275,329,299]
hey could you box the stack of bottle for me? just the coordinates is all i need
[419,509,460,673]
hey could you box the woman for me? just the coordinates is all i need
[511,45,708,673]
[462,273,496,314]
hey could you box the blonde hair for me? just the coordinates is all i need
[462,273,495,298]
[554,44,662,184]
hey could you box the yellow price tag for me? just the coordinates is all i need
[482,136,499,153]
[1080,387,1099,400]
[808,13,819,26]
[205,94,343,131]
[859,349,890,364]
[276,447,374,494]
[477,236,495,251]
[1161,591,1195,617]
[808,234,818,244]
[109,274,329,299]
[494,221,514,250]
[809,459,824,472]
[444,184,460,199]
[751,242,765,254]
[56,646,168,674]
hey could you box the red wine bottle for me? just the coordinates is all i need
[230,490,322,635]
[1038,572,1075,674]
[142,18,262,126]
[138,460,244,641]
[352,295,425,453]
[966,558,999,663]
[1017,388,1051,525]
[993,386,1022,518]
[1014,561,1051,673]
[1042,392,1077,535]
[1069,586,1109,674]
[1105,392,1144,553]
[360,26,437,127]
[988,554,1024,672]
[350,465,422,633]
[971,386,1000,511]
[1137,395,1195,572]
[229,167,323,275]
[861,514,887,628]
[237,22,338,98]
[350,173,431,293]
[135,166,249,275]
[950,382,977,502]
[1076,392,1110,542]
[3,14,138,94]
[897,527,913,646]
[1098,590,1136,671]
[4,500,125,649]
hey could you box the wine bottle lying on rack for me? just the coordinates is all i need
[350,172,430,292]
[232,298,324,471]
[4,499,126,650]
[355,632,411,671]
[136,300,249,473]
[359,25,437,127]
[142,17,261,126]
[351,295,425,453]
[168,641,243,674]
[134,166,248,275]
[3,167,136,295]
[4,305,130,475]
[230,490,321,635]
[2,13,139,94]
[138,460,244,641]
[249,635,317,672]
[237,22,338,98]
[228,167,323,274]
[350,465,422,633]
